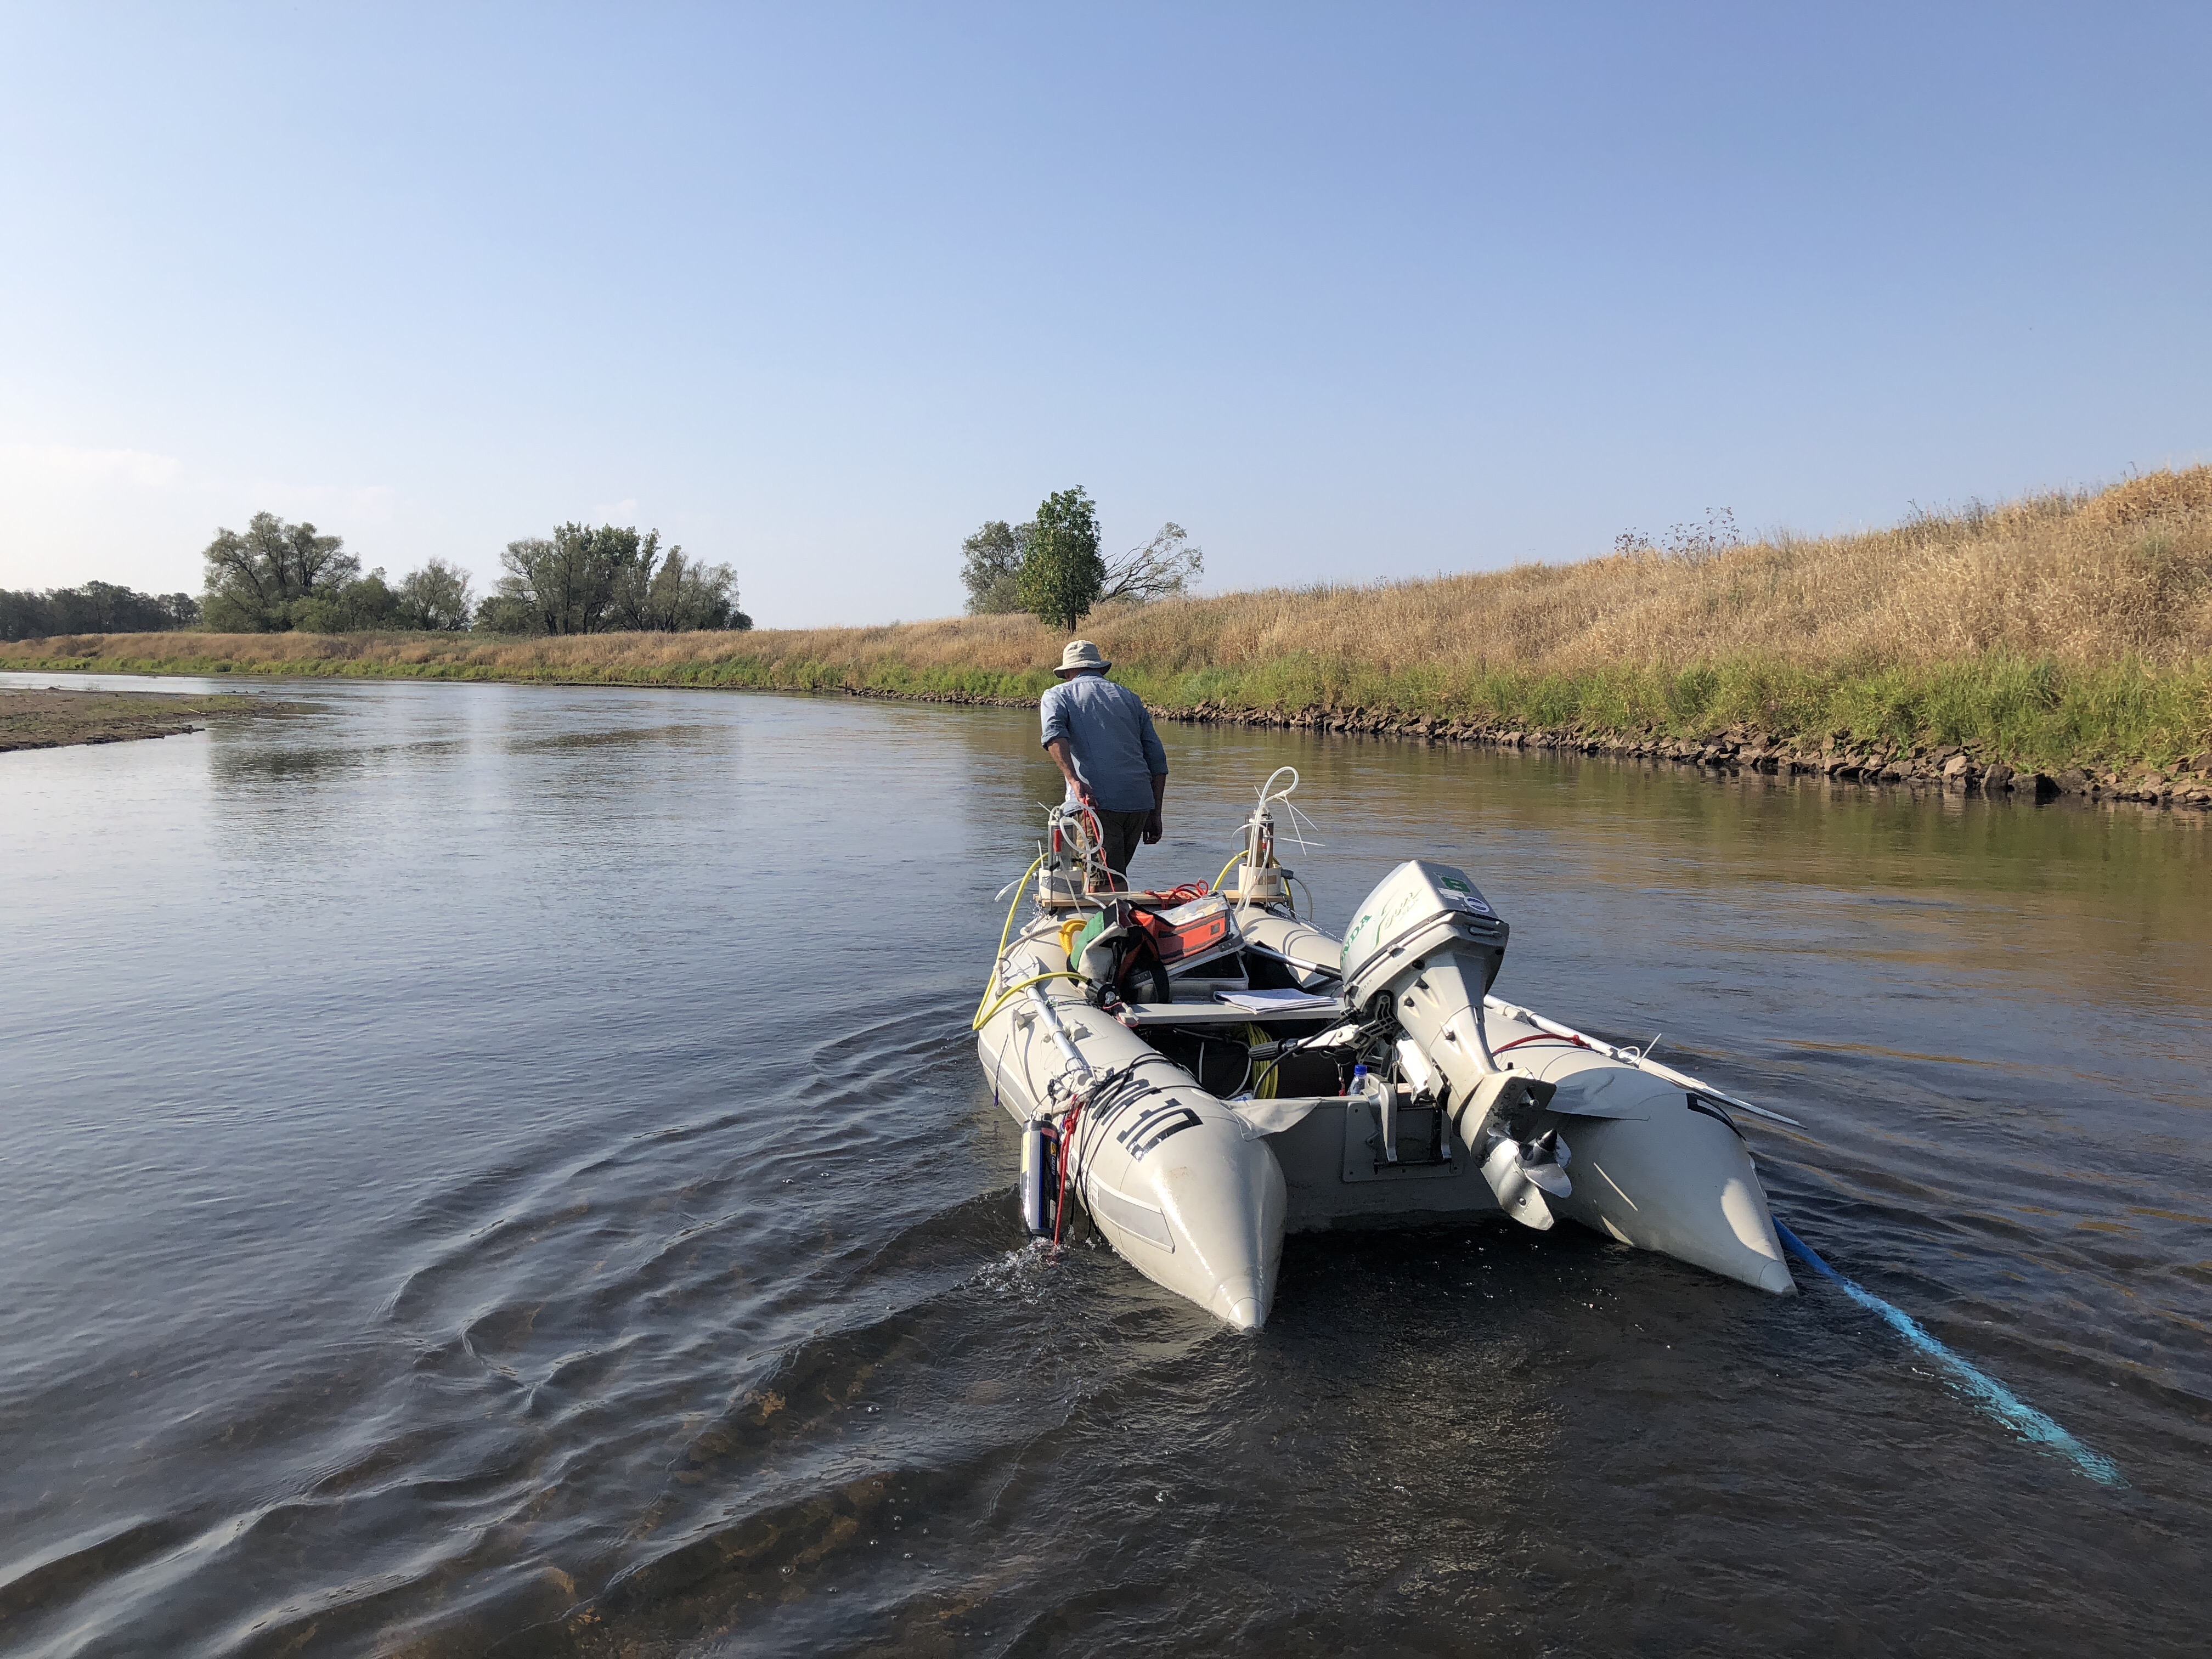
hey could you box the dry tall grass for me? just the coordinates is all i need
[1127,468,2212,676]
[9,467,2210,768]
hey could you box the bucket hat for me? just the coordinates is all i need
[1053,639,1111,676]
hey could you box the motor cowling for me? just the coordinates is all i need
[1342,860,1573,1229]
[1342,861,1514,1129]
[1341,860,1509,1011]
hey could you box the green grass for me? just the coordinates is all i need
[9,644,2205,775]
[1109,650,2207,773]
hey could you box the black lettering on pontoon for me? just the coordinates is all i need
[1116,1100,1184,1148]
[1092,1087,1163,1137]
[1128,1107,1201,1162]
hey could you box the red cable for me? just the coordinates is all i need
[1492,1032,1587,1054]
[1052,1098,1082,1247]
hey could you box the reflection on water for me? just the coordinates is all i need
[0,673,2205,1657]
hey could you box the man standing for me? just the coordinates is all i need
[1040,639,1169,878]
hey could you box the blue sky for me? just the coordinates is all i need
[2,3,2206,625]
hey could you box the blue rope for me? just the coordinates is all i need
[1774,1220,2123,1488]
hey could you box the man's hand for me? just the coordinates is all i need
[1143,810,1163,844]
[1043,736,1095,806]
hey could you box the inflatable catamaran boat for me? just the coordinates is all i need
[973,769,1798,1329]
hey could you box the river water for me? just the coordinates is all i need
[2,673,2205,1657]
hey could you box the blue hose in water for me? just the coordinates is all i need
[1773,1220,2125,1489]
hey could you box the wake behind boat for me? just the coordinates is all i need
[973,769,1798,1329]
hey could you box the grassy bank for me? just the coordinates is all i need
[7,467,2209,780]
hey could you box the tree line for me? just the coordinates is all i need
[11,489,1190,641]
[2,512,753,639]
[1,582,201,641]
[958,486,1202,629]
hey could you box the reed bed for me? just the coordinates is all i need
[9,468,2209,772]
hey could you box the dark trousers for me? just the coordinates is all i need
[1095,808,1152,876]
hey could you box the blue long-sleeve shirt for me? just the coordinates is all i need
[1039,674,1168,813]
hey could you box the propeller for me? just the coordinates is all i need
[1518,1128,1572,1196]
[1477,1126,1573,1228]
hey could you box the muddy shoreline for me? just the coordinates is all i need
[821,684,2212,811]
[0,687,309,753]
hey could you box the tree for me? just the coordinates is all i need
[492,523,631,634]
[0,589,49,640]
[293,569,402,633]
[608,533,749,630]
[960,520,1029,614]
[615,543,751,631]
[1098,522,1203,605]
[481,523,751,634]
[471,591,539,634]
[1015,487,1104,630]
[200,512,360,631]
[397,558,476,631]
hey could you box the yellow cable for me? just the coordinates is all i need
[971,971,1088,1032]
[1244,1024,1282,1098]
[974,855,1045,1028]
[1215,850,1245,895]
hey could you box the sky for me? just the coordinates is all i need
[2,3,2207,627]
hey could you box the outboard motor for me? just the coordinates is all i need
[1341,860,1569,1229]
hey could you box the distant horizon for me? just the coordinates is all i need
[3,4,2207,627]
[5,455,2207,632]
